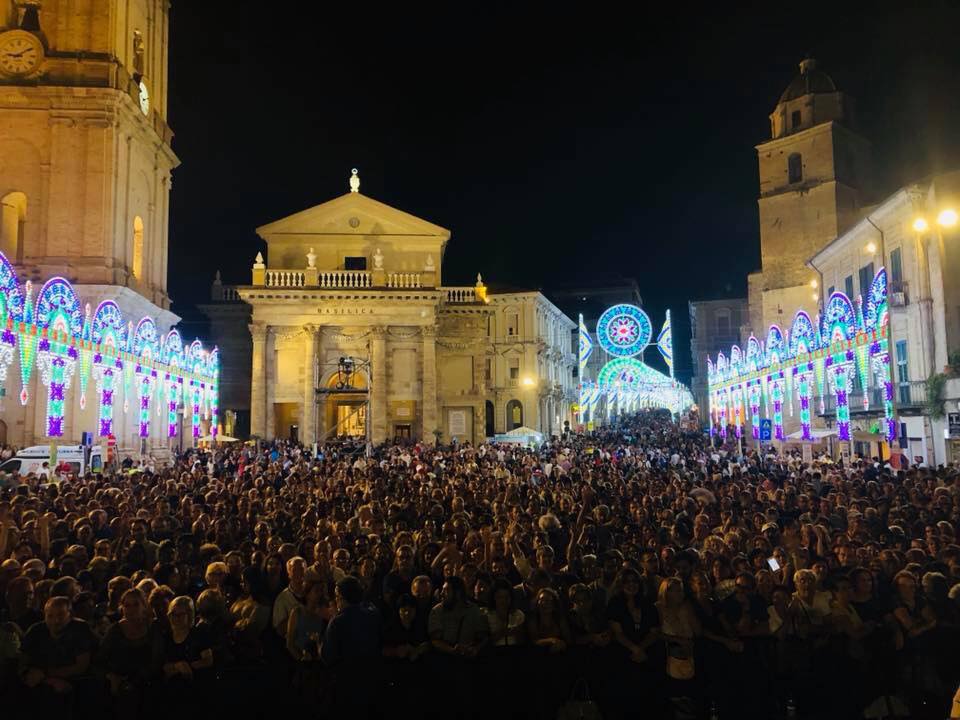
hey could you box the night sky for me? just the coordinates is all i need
[166,2,960,383]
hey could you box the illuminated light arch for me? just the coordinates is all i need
[35,277,82,336]
[788,311,818,356]
[729,345,743,376]
[821,292,857,344]
[0,250,24,324]
[34,278,82,436]
[133,317,160,360]
[596,304,652,358]
[0,250,23,390]
[864,267,888,331]
[92,301,127,352]
[746,335,763,373]
[765,325,786,365]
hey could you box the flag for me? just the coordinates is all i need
[578,314,593,376]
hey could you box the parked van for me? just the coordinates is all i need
[0,445,104,479]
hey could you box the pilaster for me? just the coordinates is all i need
[421,325,438,443]
[264,327,276,439]
[302,325,318,445]
[249,323,267,438]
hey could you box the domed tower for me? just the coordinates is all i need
[748,58,871,334]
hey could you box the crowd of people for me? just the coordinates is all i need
[1,410,959,719]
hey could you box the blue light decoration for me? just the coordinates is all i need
[162,330,184,438]
[596,356,692,416]
[132,317,160,438]
[92,300,127,437]
[0,250,24,392]
[656,310,673,377]
[577,314,592,423]
[596,304,652,358]
[208,347,220,437]
[707,267,894,446]
[35,278,83,436]
[0,249,220,444]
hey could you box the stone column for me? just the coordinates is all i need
[421,325,438,443]
[302,326,318,446]
[264,329,276,440]
[371,326,388,444]
[249,324,267,439]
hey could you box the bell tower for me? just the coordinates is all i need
[0,0,178,324]
[747,58,871,334]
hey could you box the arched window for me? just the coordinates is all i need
[0,191,27,263]
[788,153,803,184]
[132,216,144,280]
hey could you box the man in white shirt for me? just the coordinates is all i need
[272,556,306,636]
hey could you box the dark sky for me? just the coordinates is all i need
[166,1,960,383]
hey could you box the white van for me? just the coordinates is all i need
[0,445,104,479]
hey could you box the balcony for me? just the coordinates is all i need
[817,380,927,415]
[264,269,374,289]
[889,280,909,307]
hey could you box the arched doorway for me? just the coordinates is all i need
[0,419,6,446]
[322,370,368,439]
[506,399,523,430]
[485,400,495,437]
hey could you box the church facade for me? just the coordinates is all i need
[232,172,577,446]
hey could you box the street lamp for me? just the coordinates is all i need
[913,207,957,230]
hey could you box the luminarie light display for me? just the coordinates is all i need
[707,266,894,445]
[0,249,220,442]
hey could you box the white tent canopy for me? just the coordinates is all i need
[785,428,836,441]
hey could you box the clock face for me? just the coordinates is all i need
[0,30,43,77]
[138,80,150,116]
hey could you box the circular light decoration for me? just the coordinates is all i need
[596,304,652,358]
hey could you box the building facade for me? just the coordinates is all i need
[810,172,960,464]
[747,58,871,337]
[484,292,576,438]
[0,1,199,453]
[688,297,747,415]
[236,173,575,446]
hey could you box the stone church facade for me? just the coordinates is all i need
[226,172,577,446]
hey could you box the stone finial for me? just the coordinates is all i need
[349,168,360,193]
[306,247,316,269]
[213,270,222,284]
[373,247,384,270]
[475,273,487,302]
[425,254,435,271]
[253,252,265,269]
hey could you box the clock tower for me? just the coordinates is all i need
[0,0,178,327]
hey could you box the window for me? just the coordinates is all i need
[844,275,854,299]
[896,340,909,404]
[344,256,366,270]
[791,110,802,129]
[132,216,144,280]
[509,359,519,380]
[715,310,731,338]
[827,285,835,297]
[506,312,519,336]
[133,30,145,78]
[0,191,26,263]
[485,358,492,382]
[890,248,903,287]
[788,153,803,184]
[858,263,874,297]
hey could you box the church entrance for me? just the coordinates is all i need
[323,371,368,439]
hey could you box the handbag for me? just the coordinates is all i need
[557,678,602,720]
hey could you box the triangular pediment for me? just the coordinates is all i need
[256,192,450,240]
